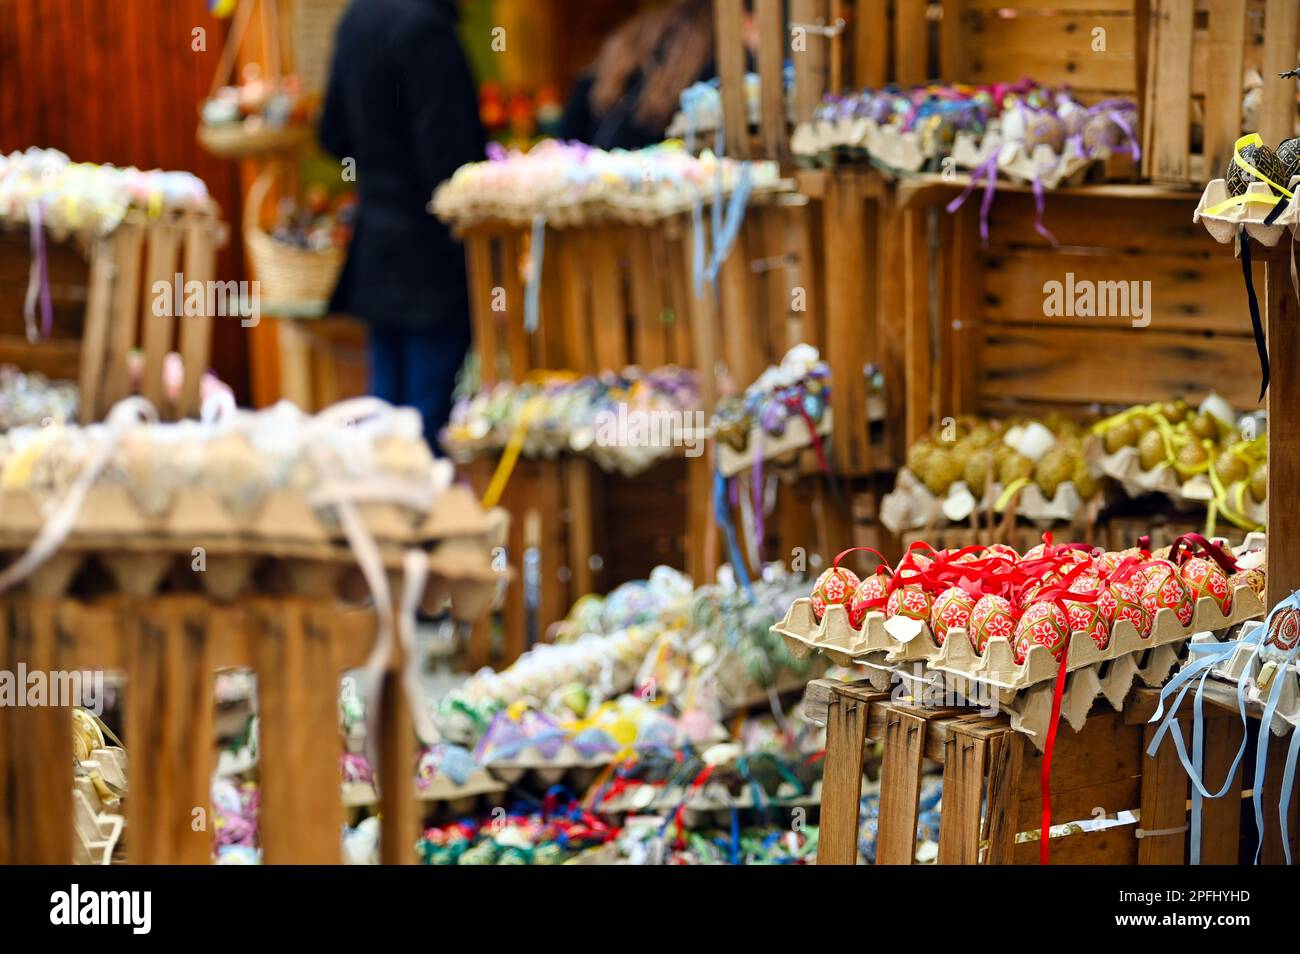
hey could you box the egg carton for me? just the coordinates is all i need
[341,768,508,810]
[880,467,1089,535]
[1195,178,1300,246]
[951,128,1096,188]
[1197,620,1300,733]
[772,584,1265,696]
[716,410,832,479]
[597,779,821,821]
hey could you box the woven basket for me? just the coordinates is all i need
[197,120,313,160]
[244,166,345,317]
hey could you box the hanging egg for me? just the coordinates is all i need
[969,594,1016,654]
[930,586,975,646]
[1139,561,1195,628]
[810,566,861,621]
[1226,141,1287,198]
[886,584,934,623]
[1013,600,1071,664]
[1266,606,1300,651]
[1178,556,1233,616]
[1100,579,1153,638]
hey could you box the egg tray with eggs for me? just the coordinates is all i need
[772,538,1266,697]
[1195,133,1300,245]
[881,465,1094,534]
[1087,397,1266,526]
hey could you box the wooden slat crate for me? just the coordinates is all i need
[895,184,1258,435]
[1144,0,1300,186]
[809,679,1274,864]
[0,208,228,424]
[0,594,413,865]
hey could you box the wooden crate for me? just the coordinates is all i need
[0,208,228,424]
[810,679,1267,864]
[0,594,417,865]
[894,182,1259,437]
[1144,0,1300,186]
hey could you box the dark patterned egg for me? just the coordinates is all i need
[1226,142,1287,197]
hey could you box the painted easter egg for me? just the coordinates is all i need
[811,566,861,621]
[1139,561,1195,628]
[847,572,889,628]
[930,586,975,646]
[1013,600,1071,664]
[969,594,1016,654]
[1266,606,1300,652]
[1100,579,1153,638]
[886,585,934,623]
[1229,568,1266,599]
[1178,556,1233,617]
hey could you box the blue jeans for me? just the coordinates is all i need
[367,323,470,449]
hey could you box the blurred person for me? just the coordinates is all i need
[560,0,724,151]
[320,0,484,446]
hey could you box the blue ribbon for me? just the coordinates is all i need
[523,213,546,334]
[1250,592,1300,864]
[714,468,754,599]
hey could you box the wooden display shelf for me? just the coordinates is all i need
[808,679,1270,865]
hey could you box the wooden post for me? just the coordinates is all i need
[1138,721,1190,864]
[714,0,751,159]
[875,706,927,864]
[1264,246,1300,612]
[817,686,870,864]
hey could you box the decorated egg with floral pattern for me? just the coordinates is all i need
[981,543,1020,563]
[1101,580,1153,638]
[811,566,861,621]
[1266,606,1300,651]
[1062,574,1108,648]
[930,586,975,646]
[1013,600,1071,664]
[969,594,1016,654]
[886,584,934,623]
[1139,561,1195,628]
[847,572,889,628]
[1178,556,1233,616]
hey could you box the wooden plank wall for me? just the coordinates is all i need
[958,192,1259,418]
[0,0,249,401]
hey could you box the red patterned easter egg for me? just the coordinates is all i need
[1139,561,1195,628]
[1063,573,1108,649]
[1013,600,1071,664]
[1098,547,1143,576]
[969,594,1016,654]
[811,566,861,621]
[1103,580,1153,638]
[982,543,1020,563]
[1266,607,1300,651]
[847,572,889,628]
[930,586,975,646]
[1178,556,1233,616]
[886,585,934,622]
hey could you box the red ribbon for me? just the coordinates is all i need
[1168,532,1239,576]
[1041,629,1071,865]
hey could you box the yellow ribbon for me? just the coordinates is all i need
[480,395,543,509]
[994,477,1031,513]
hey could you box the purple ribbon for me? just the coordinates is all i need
[751,428,764,564]
[1031,174,1059,247]
[25,201,53,341]
[946,150,1000,243]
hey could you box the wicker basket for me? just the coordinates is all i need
[244,166,345,317]
[197,120,313,160]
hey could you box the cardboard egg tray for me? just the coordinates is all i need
[716,410,832,479]
[342,768,508,812]
[950,128,1096,188]
[772,584,1265,697]
[1196,621,1300,732]
[595,779,821,822]
[0,482,507,613]
[881,467,1090,534]
[1195,178,1300,246]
